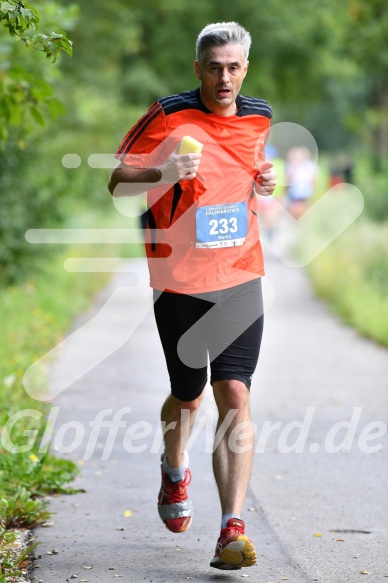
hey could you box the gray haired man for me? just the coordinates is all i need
[109,21,276,570]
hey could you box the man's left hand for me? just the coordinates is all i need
[255,161,277,197]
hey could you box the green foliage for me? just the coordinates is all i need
[0,0,76,144]
[0,144,66,283]
[0,0,39,36]
[354,159,388,222]
[0,0,72,60]
[0,231,119,576]
[0,485,50,529]
[307,218,388,347]
[0,234,110,406]
[122,60,169,105]
[0,454,80,529]
[0,526,39,580]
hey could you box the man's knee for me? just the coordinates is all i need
[213,379,250,415]
[167,391,204,414]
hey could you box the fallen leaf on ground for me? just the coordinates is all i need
[336,538,345,542]
[281,578,290,581]
[19,560,30,568]
[124,510,132,518]
[313,533,322,537]
[360,571,370,575]
[80,580,89,582]
[116,527,125,531]
[42,521,54,527]
[82,566,92,569]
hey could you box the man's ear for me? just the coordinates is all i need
[194,60,202,80]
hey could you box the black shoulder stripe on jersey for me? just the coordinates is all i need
[238,96,272,119]
[159,89,209,116]
[117,103,163,158]
[242,102,273,115]
[244,103,273,115]
[243,96,270,103]
[238,106,272,119]
[164,101,209,116]
[158,89,198,106]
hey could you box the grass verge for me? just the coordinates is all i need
[0,205,144,580]
[305,218,388,347]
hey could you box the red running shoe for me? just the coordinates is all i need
[157,455,193,533]
[210,518,256,570]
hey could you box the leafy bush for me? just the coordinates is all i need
[0,0,76,144]
[354,159,388,222]
[363,171,388,222]
[307,218,388,346]
[0,144,66,282]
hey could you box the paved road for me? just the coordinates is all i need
[31,253,388,583]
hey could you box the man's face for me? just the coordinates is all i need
[194,43,248,116]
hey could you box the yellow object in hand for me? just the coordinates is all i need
[178,136,203,154]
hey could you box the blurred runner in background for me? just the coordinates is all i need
[258,144,285,243]
[285,146,317,219]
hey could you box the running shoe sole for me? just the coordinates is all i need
[210,535,257,570]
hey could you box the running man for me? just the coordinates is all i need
[108,21,276,570]
[285,146,317,219]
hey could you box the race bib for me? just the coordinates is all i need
[196,202,248,249]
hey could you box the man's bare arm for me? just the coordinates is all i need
[108,147,202,197]
[108,166,162,197]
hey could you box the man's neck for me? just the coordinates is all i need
[199,89,237,117]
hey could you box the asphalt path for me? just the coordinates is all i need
[30,249,388,583]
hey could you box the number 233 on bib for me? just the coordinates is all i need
[195,201,248,249]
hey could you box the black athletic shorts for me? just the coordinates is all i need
[153,278,264,402]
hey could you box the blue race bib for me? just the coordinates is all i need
[196,202,248,249]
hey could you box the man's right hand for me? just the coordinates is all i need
[157,144,202,184]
